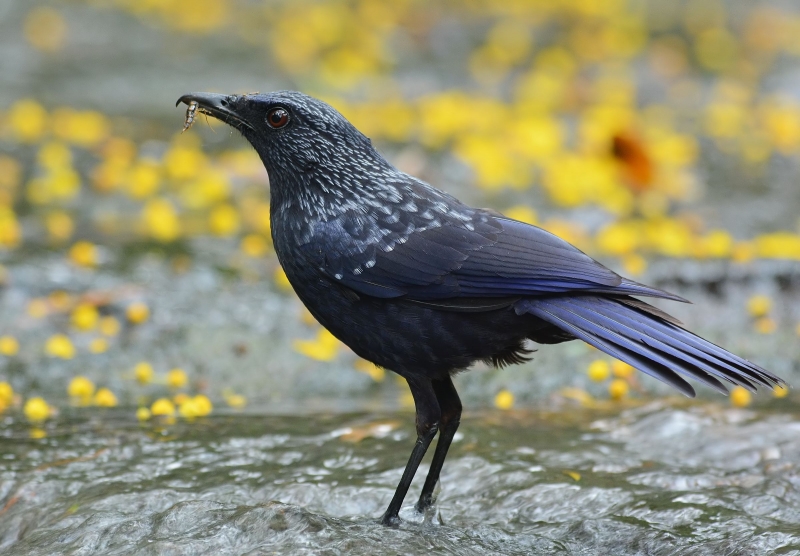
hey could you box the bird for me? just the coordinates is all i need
[176,90,785,526]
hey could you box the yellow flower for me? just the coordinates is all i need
[178,397,198,419]
[177,395,212,419]
[611,360,635,379]
[52,110,109,148]
[274,267,293,292]
[125,161,161,199]
[0,155,22,189]
[6,99,48,143]
[142,198,181,242]
[510,116,564,162]
[240,234,268,257]
[151,397,175,416]
[754,317,777,335]
[596,222,640,256]
[696,230,733,258]
[94,388,117,407]
[71,303,99,331]
[354,359,385,382]
[760,101,800,154]
[209,204,240,236]
[45,334,75,359]
[773,384,789,399]
[167,368,188,388]
[503,205,537,225]
[163,143,206,181]
[173,392,190,406]
[494,389,514,410]
[609,379,629,400]
[24,397,51,422]
[192,394,212,416]
[621,254,647,276]
[49,290,72,311]
[417,91,473,148]
[180,171,229,209]
[45,211,74,243]
[0,382,13,403]
[730,386,752,408]
[754,233,800,259]
[0,208,22,248]
[704,102,746,139]
[240,200,271,235]
[136,407,151,421]
[732,241,755,263]
[0,336,19,356]
[587,360,611,382]
[126,302,150,324]
[695,28,739,72]
[746,295,772,318]
[68,376,95,399]
[27,299,49,318]
[167,0,228,33]
[69,241,98,267]
[453,133,530,191]
[38,142,72,170]
[225,393,247,409]
[89,338,108,353]
[24,7,67,53]
[292,328,340,361]
[644,218,693,257]
[133,362,154,384]
[99,316,121,337]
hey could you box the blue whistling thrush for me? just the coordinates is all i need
[177,91,785,526]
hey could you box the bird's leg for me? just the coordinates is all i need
[415,376,462,513]
[380,376,440,526]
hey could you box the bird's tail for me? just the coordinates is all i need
[516,296,784,397]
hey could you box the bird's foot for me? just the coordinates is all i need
[414,494,435,514]
[379,511,401,527]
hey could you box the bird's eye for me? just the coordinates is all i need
[267,108,289,129]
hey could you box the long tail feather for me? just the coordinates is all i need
[517,296,784,398]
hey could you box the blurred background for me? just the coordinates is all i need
[0,0,798,412]
[2,1,800,553]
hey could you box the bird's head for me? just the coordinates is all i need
[176,91,391,196]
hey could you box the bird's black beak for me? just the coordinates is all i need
[176,92,255,132]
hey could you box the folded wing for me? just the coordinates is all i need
[301,208,683,303]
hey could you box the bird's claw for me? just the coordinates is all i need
[379,512,401,527]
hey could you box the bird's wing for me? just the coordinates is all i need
[299,207,683,305]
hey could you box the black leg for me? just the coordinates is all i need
[380,376,440,526]
[415,376,462,513]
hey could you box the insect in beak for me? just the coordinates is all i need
[182,101,198,133]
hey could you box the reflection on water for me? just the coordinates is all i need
[2,402,799,555]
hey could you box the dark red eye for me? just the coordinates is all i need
[267,107,289,129]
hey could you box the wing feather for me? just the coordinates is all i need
[301,209,681,305]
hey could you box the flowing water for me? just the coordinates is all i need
[3,402,800,555]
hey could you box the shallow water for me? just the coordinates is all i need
[2,401,800,555]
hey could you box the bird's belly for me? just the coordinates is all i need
[286,272,528,379]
